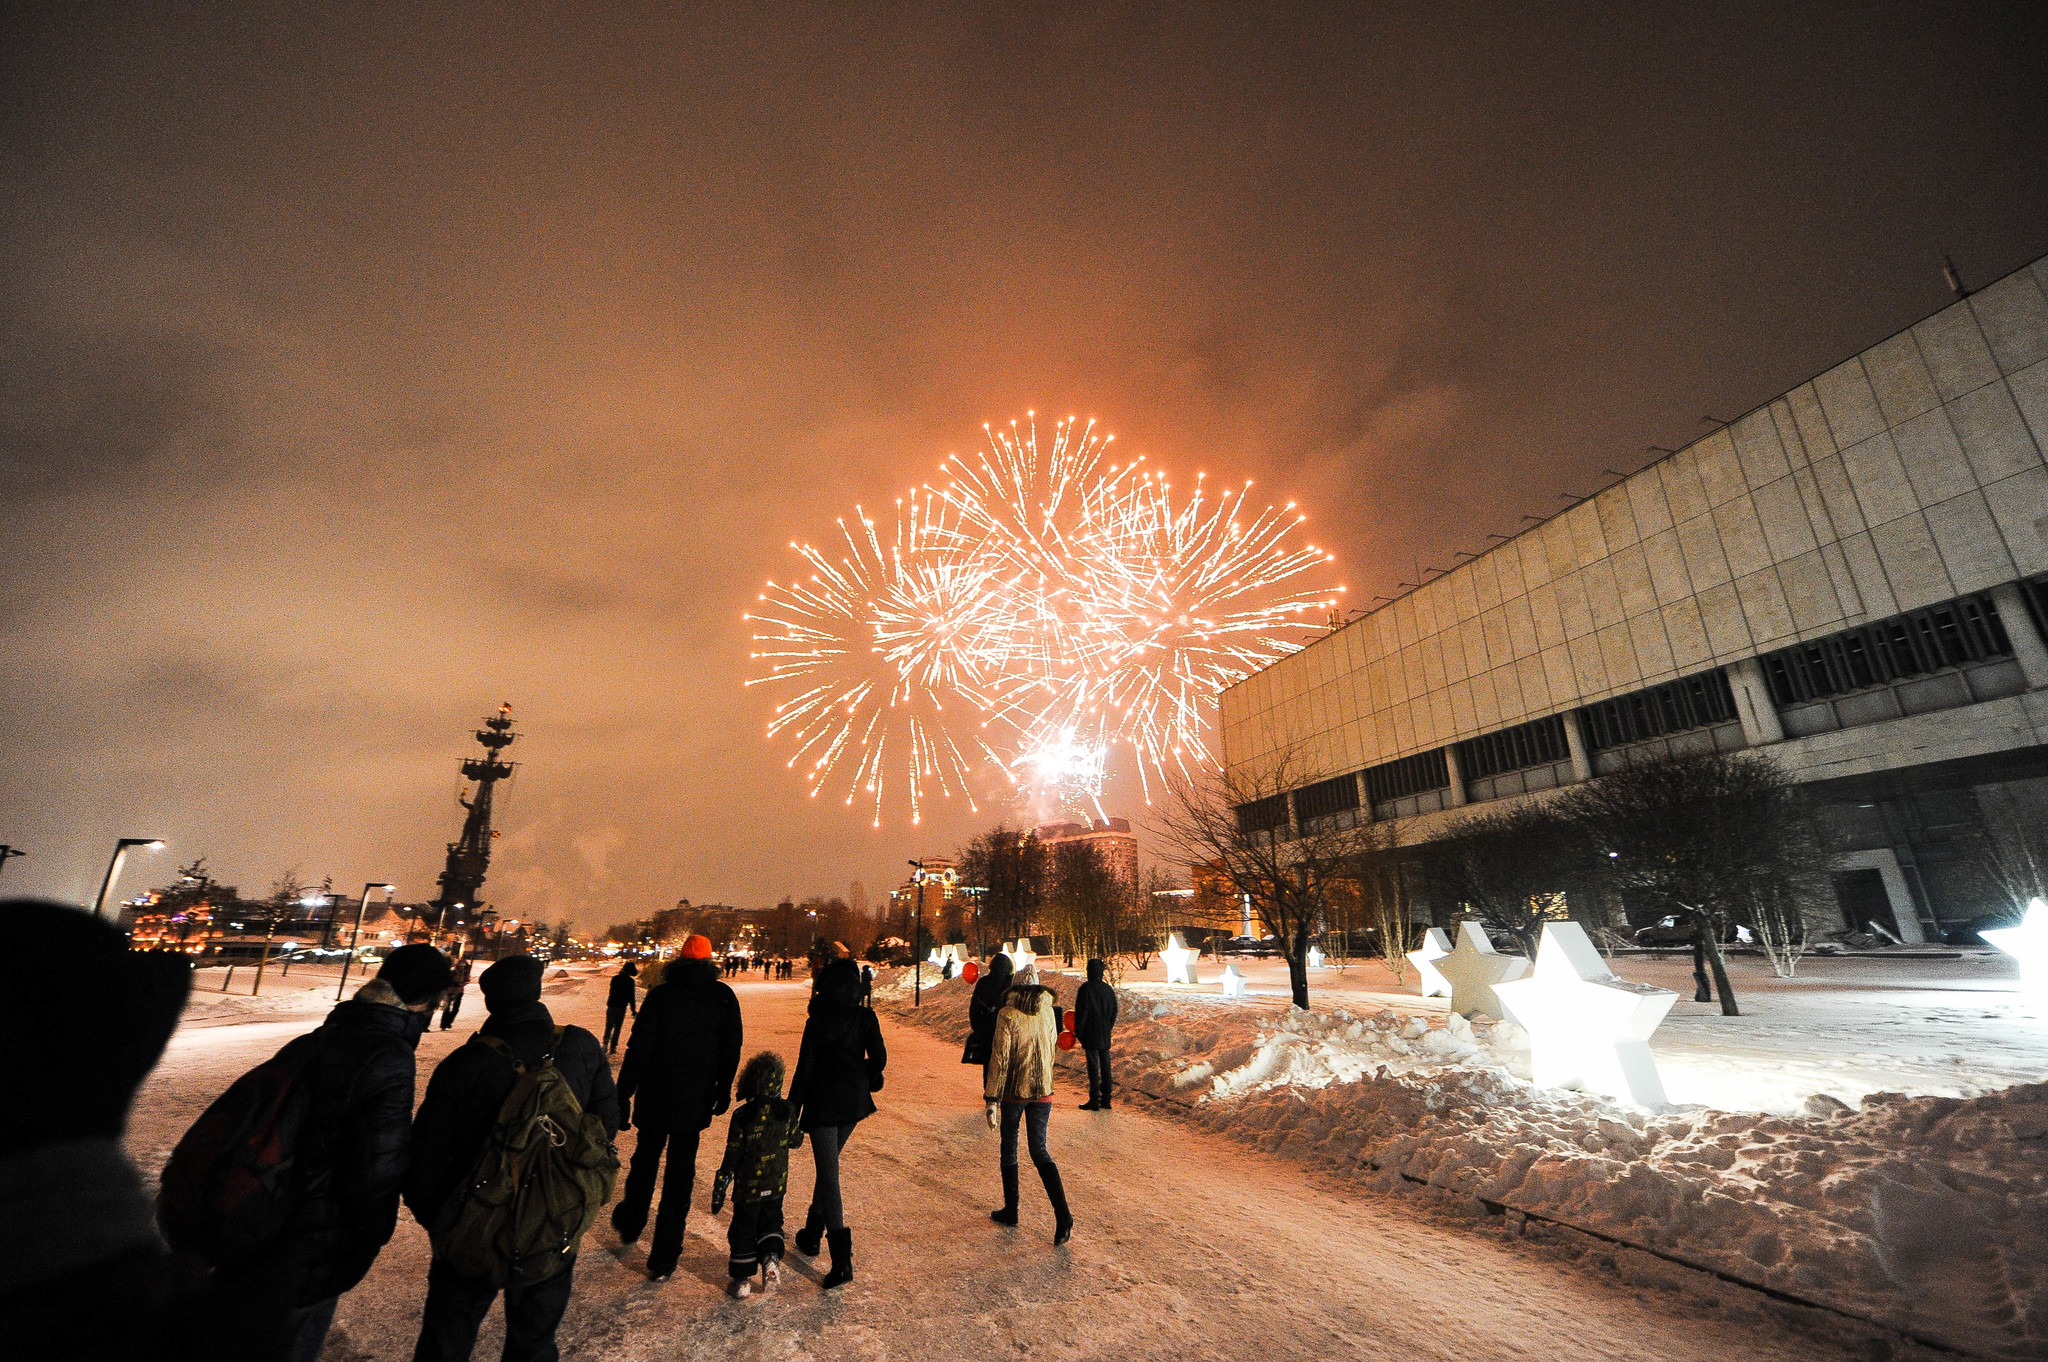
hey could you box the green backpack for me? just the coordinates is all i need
[430,1027,620,1288]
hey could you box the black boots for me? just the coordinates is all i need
[611,1201,645,1246]
[794,1207,823,1257]
[1039,1163,1074,1246]
[991,1164,1020,1226]
[822,1228,853,1289]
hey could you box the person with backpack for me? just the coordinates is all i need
[786,957,886,1289]
[602,960,638,1054]
[611,932,741,1281]
[708,1051,804,1298]
[983,968,1074,1245]
[1074,958,1118,1111]
[8,899,287,1362]
[440,956,473,1031]
[404,954,618,1362]
[960,951,1013,1068]
[160,941,452,1362]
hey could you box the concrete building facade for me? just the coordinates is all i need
[1034,817,1141,886]
[1221,255,2048,943]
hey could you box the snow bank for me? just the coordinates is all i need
[878,967,2048,1360]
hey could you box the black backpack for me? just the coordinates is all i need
[156,1035,321,1270]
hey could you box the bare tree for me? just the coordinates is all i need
[1347,836,1414,983]
[1979,783,2048,918]
[958,826,1046,950]
[1557,749,1831,1016]
[1422,800,1594,959]
[1046,839,1126,967]
[1153,754,1374,1010]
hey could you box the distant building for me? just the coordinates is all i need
[1035,817,1140,886]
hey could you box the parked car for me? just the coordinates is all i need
[1632,916,1694,947]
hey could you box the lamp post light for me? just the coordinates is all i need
[335,883,396,1001]
[93,838,164,921]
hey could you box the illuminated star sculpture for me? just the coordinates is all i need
[1434,921,1528,1019]
[1161,933,1201,985]
[1493,921,1678,1106]
[1306,946,1326,968]
[1406,927,1454,999]
[1983,897,2048,1003]
[1000,940,1038,975]
[1220,961,1247,997]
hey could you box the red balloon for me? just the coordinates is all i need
[961,961,980,983]
[1056,1030,1077,1051]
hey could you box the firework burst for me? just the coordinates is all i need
[750,414,1342,825]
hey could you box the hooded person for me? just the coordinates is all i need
[786,957,886,1288]
[3,899,287,1362]
[611,934,742,1281]
[960,951,1014,1068]
[602,960,639,1054]
[404,954,618,1362]
[982,969,1074,1245]
[1074,958,1119,1111]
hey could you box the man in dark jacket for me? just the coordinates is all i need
[602,960,638,1054]
[270,942,453,1362]
[4,900,289,1362]
[1074,958,1119,1111]
[612,933,742,1280]
[960,952,1013,1066]
[787,958,887,1287]
[404,954,617,1362]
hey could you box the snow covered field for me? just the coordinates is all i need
[122,965,1937,1362]
[877,953,2048,1359]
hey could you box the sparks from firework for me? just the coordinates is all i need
[751,413,1341,824]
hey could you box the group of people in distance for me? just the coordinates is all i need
[961,952,1120,1243]
[719,954,795,980]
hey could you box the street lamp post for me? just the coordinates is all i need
[93,838,164,921]
[335,882,396,1001]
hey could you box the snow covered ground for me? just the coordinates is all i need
[121,965,1936,1362]
[878,954,2048,1359]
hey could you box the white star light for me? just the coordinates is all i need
[1406,927,1453,999]
[1433,921,1528,1019]
[1161,932,1201,985]
[1983,897,2048,1003]
[1306,945,1326,968]
[1493,921,1678,1106]
[1221,961,1247,997]
[1001,940,1037,975]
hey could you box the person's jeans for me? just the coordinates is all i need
[727,1194,786,1277]
[618,1126,701,1275]
[1084,1045,1112,1104]
[286,1296,338,1362]
[439,991,463,1031]
[601,1006,627,1052]
[999,1101,1054,1169]
[805,1122,857,1232]
[411,1260,575,1362]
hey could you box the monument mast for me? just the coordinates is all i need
[431,702,518,935]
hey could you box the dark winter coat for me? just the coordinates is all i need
[615,958,742,1132]
[960,955,1015,1066]
[1074,961,1118,1051]
[402,1002,619,1228]
[788,962,887,1131]
[268,980,424,1306]
[717,1096,803,1202]
[605,969,638,1012]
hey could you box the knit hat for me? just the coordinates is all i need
[8,899,191,1155]
[375,943,454,1004]
[479,953,545,1007]
[680,934,713,960]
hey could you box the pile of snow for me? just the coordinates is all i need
[880,967,2048,1359]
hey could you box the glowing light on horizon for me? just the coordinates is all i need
[749,414,1341,825]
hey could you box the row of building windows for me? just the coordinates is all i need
[1454,713,1569,780]
[1759,592,2013,706]
[1580,668,1739,752]
[1292,772,1362,823]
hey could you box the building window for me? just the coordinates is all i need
[1580,669,1738,752]
[1234,793,1290,835]
[1455,714,1569,781]
[2019,573,2048,646]
[1361,748,1450,804]
[1292,773,1360,824]
[1759,593,2013,706]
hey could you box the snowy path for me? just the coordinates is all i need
[128,969,1903,1362]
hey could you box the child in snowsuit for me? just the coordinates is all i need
[712,1051,805,1297]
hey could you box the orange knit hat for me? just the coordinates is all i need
[680,934,714,960]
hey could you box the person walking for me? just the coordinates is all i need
[1074,958,1118,1111]
[786,958,886,1289]
[612,934,742,1281]
[403,955,617,1362]
[983,969,1074,1245]
[859,963,874,1008]
[439,956,473,1031]
[602,961,638,1054]
[960,951,1013,1067]
[709,1052,804,1298]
